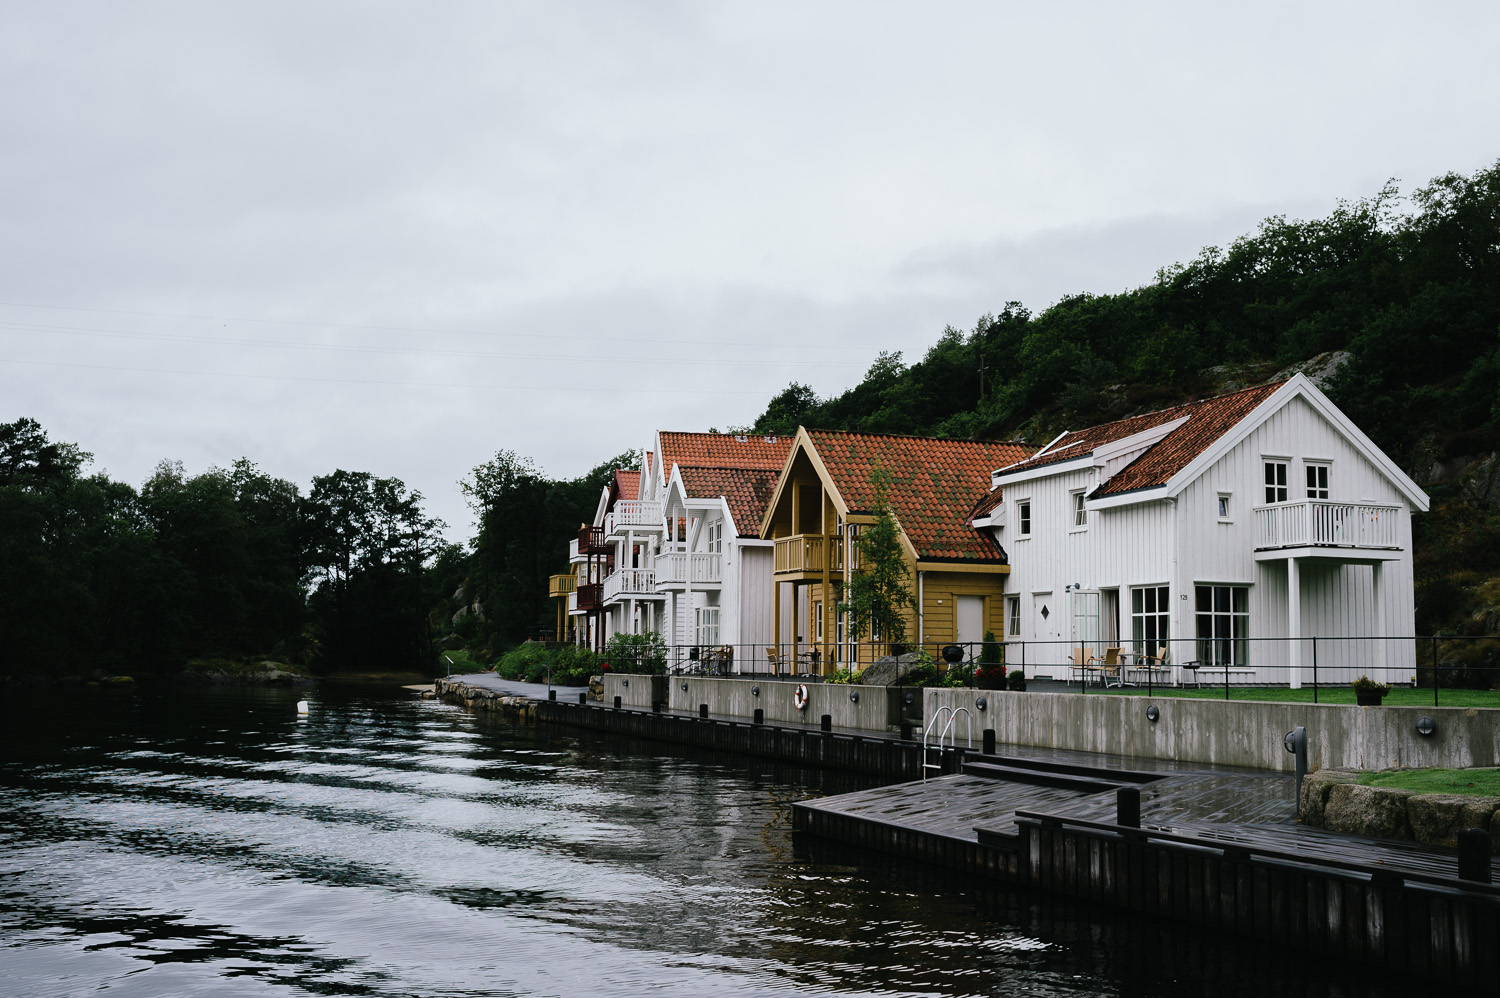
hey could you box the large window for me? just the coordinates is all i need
[1131,585,1170,656]
[1264,461,1288,504]
[695,606,720,647]
[1007,596,1021,637]
[1195,585,1248,667]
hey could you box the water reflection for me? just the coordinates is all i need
[1,686,1406,997]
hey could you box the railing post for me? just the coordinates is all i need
[1433,635,1440,707]
[1312,636,1318,704]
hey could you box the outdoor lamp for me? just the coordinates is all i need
[751,685,760,697]
[849,690,859,703]
[1146,705,1160,722]
[975,696,987,711]
[1416,716,1437,737]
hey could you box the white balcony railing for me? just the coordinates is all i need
[1254,501,1401,551]
[603,568,660,602]
[655,552,723,588]
[605,500,663,536]
[568,538,582,563]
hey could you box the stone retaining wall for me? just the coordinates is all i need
[1298,769,1500,851]
[433,677,541,720]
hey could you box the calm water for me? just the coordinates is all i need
[1,685,1402,998]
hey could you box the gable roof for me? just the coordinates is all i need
[678,465,782,537]
[613,469,640,502]
[802,430,1033,562]
[658,431,792,472]
[997,382,1284,496]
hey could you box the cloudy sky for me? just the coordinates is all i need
[4,1,1498,538]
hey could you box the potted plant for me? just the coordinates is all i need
[1351,675,1390,706]
[1007,669,1027,692]
[976,630,1006,689]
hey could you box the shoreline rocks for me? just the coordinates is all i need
[433,677,540,721]
[1300,768,1500,851]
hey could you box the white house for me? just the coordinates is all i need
[979,375,1429,685]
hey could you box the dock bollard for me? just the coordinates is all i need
[1459,829,1492,883]
[549,690,556,701]
[578,692,587,704]
[613,695,622,709]
[699,703,709,718]
[753,708,764,725]
[1117,787,1141,828]
[653,701,663,712]
[820,714,832,732]
[982,729,996,755]
[900,722,913,740]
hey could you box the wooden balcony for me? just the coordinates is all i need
[1254,501,1401,552]
[575,582,603,612]
[549,573,577,598]
[605,500,663,536]
[577,525,607,554]
[773,534,844,578]
[603,568,662,603]
[655,552,723,589]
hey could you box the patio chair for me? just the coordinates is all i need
[765,647,782,676]
[1093,647,1125,687]
[1070,646,1103,687]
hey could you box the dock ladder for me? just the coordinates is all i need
[922,706,973,781]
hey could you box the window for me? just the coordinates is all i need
[1007,596,1021,637]
[1305,463,1329,500]
[1264,461,1288,504]
[1071,491,1087,528]
[1217,493,1232,521]
[1195,585,1248,667]
[814,600,823,641]
[1131,585,1170,656]
[695,606,720,647]
[1017,500,1032,537]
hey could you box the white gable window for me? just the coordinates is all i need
[1263,460,1288,504]
[1217,492,1232,522]
[1305,462,1330,500]
[1071,490,1087,529]
[1017,499,1032,537]
[707,520,724,553]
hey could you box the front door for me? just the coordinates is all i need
[956,596,984,651]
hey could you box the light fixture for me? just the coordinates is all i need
[621,678,629,688]
[1416,716,1437,737]
[681,682,689,692]
[1146,705,1160,722]
[849,690,859,703]
[751,685,760,697]
[975,696,987,711]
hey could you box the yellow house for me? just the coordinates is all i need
[759,427,1032,673]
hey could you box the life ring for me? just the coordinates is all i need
[793,684,809,711]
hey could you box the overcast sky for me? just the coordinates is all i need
[4,0,1498,539]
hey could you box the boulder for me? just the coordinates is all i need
[1407,794,1500,849]
[1322,784,1415,840]
[1300,768,1360,826]
[862,653,920,687]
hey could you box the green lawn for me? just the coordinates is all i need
[1359,767,1500,796]
[1080,686,1500,708]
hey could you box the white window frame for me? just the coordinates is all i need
[1070,490,1087,530]
[1007,596,1021,637]
[814,600,823,641]
[1305,461,1330,500]
[1195,584,1249,667]
[695,606,720,647]
[1217,492,1233,522]
[1263,459,1289,505]
[1017,499,1032,538]
[1130,585,1171,657]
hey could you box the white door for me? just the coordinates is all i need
[1032,592,1061,665]
[956,596,984,651]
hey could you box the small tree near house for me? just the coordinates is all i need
[838,469,916,653]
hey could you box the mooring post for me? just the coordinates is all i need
[1459,829,1492,883]
[1284,726,1307,814]
[549,689,556,701]
[577,692,587,705]
[753,708,764,725]
[982,728,996,755]
[613,695,622,709]
[1117,786,1141,828]
[820,714,832,732]
[900,721,913,740]
[699,703,709,718]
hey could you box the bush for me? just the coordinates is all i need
[979,630,1003,665]
[493,642,598,685]
[604,631,667,675]
[826,667,862,685]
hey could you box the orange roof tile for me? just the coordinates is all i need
[613,469,640,502]
[999,382,1284,497]
[659,431,792,472]
[805,431,1034,562]
[678,466,782,537]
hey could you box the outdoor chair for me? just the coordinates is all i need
[1093,647,1125,687]
[765,647,782,675]
[1070,646,1103,687]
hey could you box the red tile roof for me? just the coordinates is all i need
[999,382,1284,497]
[805,431,1033,562]
[659,431,792,472]
[613,469,640,502]
[679,466,782,537]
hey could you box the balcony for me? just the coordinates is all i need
[655,552,723,589]
[578,525,607,555]
[575,582,604,612]
[773,534,844,578]
[605,500,664,536]
[568,538,583,564]
[549,573,577,598]
[1254,501,1401,552]
[603,568,663,603]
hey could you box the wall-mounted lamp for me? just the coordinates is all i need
[975,696,988,711]
[849,690,859,703]
[751,685,760,697]
[1146,705,1160,723]
[903,692,914,704]
[1416,716,1437,737]
[621,679,629,688]
[681,682,689,692]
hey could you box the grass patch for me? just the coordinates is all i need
[1359,768,1500,797]
[1090,686,1500,708]
[437,649,489,675]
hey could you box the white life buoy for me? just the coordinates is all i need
[793,684,809,711]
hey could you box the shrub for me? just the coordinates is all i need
[979,630,1003,665]
[826,667,862,685]
[604,631,667,675]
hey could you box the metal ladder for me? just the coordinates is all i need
[922,706,973,780]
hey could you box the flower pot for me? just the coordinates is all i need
[977,676,1006,691]
[1355,690,1386,706]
